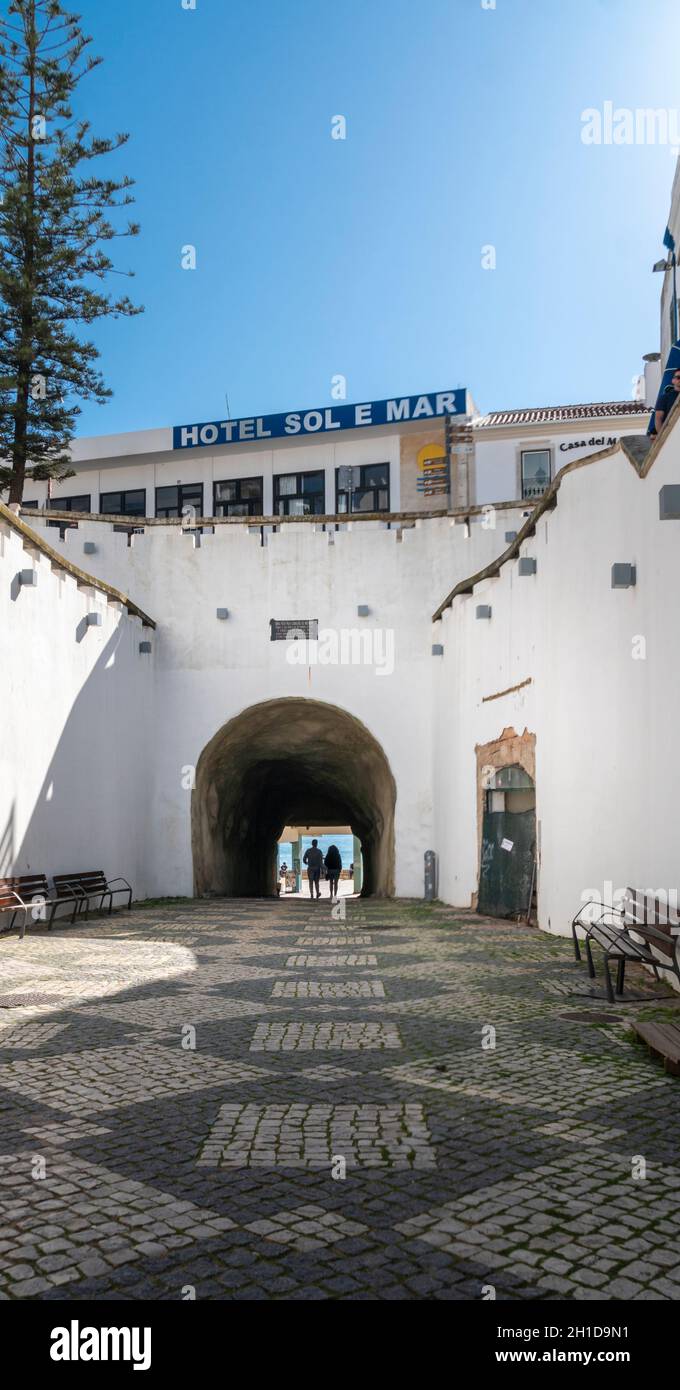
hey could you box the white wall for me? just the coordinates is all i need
[0,513,154,901]
[473,418,648,507]
[11,409,680,933]
[23,509,527,900]
[433,420,680,939]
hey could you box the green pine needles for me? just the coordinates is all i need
[0,0,142,503]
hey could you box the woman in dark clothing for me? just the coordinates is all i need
[324,844,342,901]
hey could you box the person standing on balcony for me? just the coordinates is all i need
[654,368,680,435]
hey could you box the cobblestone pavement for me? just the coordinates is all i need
[1,897,680,1301]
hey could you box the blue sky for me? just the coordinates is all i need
[68,0,680,434]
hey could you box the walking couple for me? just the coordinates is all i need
[302,839,342,901]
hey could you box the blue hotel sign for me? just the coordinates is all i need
[173,389,467,450]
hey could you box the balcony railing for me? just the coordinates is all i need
[521,478,550,501]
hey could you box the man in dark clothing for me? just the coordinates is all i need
[324,843,342,901]
[303,839,324,899]
[654,369,680,435]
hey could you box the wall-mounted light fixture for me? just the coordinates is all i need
[139,641,152,654]
[357,604,370,617]
[518,557,537,576]
[216,608,229,620]
[659,485,680,520]
[476,605,492,620]
[505,531,517,543]
[611,563,636,589]
[83,542,97,555]
[19,569,37,587]
[432,644,444,656]
[86,612,102,627]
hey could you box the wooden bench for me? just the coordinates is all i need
[632,1021,680,1076]
[572,887,680,1003]
[0,873,80,940]
[52,871,132,919]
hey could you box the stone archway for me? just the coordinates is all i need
[475,727,536,856]
[191,698,397,898]
[475,727,537,918]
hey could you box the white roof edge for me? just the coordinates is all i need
[68,426,173,462]
[66,398,648,459]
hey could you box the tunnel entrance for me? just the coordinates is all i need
[191,698,396,898]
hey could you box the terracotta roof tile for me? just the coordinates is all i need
[473,401,649,429]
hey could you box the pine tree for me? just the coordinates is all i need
[0,0,141,505]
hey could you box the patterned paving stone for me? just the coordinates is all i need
[1,896,679,1301]
[249,1021,401,1051]
[271,981,385,999]
[285,954,377,967]
[384,1041,670,1115]
[197,1103,436,1169]
[244,1204,368,1251]
[83,995,280,1028]
[292,1063,364,1081]
[394,1151,680,1298]
[0,1045,272,1114]
[21,1120,113,1146]
[0,1021,70,1049]
[294,937,373,946]
[0,936,195,1007]
[0,1153,235,1294]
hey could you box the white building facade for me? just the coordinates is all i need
[18,389,650,522]
[472,401,649,506]
[5,167,680,960]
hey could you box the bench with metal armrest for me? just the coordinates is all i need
[52,871,133,919]
[572,897,628,963]
[0,873,80,940]
[572,888,680,1003]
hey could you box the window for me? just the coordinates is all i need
[155,483,203,520]
[336,462,390,514]
[214,476,263,518]
[21,500,38,509]
[521,450,551,501]
[47,494,91,528]
[48,495,91,512]
[273,470,325,517]
[484,764,536,816]
[100,489,146,518]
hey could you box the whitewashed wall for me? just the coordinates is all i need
[473,419,648,507]
[24,510,526,900]
[0,514,154,902]
[433,420,680,937]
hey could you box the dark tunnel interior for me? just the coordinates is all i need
[191,699,396,898]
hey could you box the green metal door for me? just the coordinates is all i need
[477,808,536,920]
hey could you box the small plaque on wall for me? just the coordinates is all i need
[270,619,319,642]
